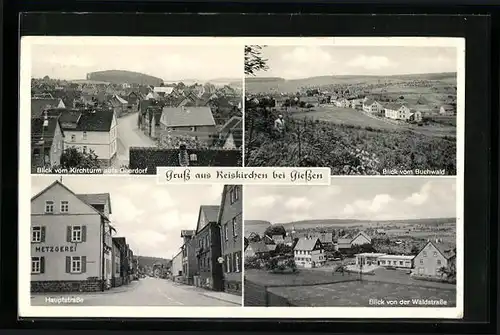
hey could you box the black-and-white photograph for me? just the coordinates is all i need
[243,178,459,308]
[28,175,242,307]
[244,40,462,175]
[27,38,243,174]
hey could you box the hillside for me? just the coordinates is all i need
[87,70,163,86]
[245,72,457,94]
[244,220,272,237]
[135,255,171,269]
[278,218,456,230]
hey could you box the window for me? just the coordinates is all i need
[32,257,43,274]
[60,201,69,213]
[71,135,76,142]
[227,255,232,272]
[189,154,197,162]
[83,132,87,140]
[232,218,238,237]
[399,261,403,265]
[235,253,240,272]
[32,226,42,242]
[83,146,87,154]
[224,224,229,241]
[190,126,196,132]
[437,259,442,266]
[433,252,438,257]
[45,201,54,213]
[71,226,82,242]
[71,256,82,273]
[419,259,424,265]
[423,251,427,257]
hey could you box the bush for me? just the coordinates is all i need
[57,147,101,170]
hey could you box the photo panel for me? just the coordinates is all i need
[244,38,464,177]
[21,175,243,317]
[24,37,244,176]
[243,177,462,318]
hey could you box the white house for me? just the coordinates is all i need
[378,255,414,269]
[384,103,412,121]
[362,100,384,114]
[31,180,115,292]
[351,231,372,246]
[171,249,183,279]
[293,237,325,268]
[439,105,456,116]
[58,110,118,166]
[413,241,456,277]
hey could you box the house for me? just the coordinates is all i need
[271,235,284,245]
[111,238,123,287]
[180,230,197,285]
[31,114,65,172]
[362,99,384,114]
[409,110,423,123]
[266,244,277,252]
[31,98,66,119]
[293,237,326,268]
[126,91,141,111]
[335,238,354,251]
[283,236,294,247]
[262,235,275,245]
[153,86,174,96]
[217,116,242,150]
[335,98,350,108]
[350,99,364,109]
[55,109,118,167]
[31,180,115,292]
[384,103,412,120]
[113,237,133,285]
[141,106,163,139]
[110,95,129,118]
[439,105,456,116]
[378,255,414,269]
[218,185,243,295]
[193,205,223,291]
[313,232,333,246]
[351,231,372,246]
[245,241,270,258]
[159,106,217,144]
[413,241,456,277]
[355,253,387,267]
[171,249,183,282]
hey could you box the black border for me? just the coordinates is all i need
[1,11,495,334]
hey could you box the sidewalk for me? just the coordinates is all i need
[201,291,242,305]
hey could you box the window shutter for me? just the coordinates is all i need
[65,256,71,273]
[40,257,45,274]
[82,256,87,273]
[233,252,237,272]
[41,227,46,242]
[82,226,87,242]
[66,226,72,242]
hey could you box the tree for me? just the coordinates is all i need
[263,225,286,238]
[244,45,269,76]
[58,147,101,169]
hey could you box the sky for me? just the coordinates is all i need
[31,176,224,259]
[253,46,458,79]
[244,178,456,223]
[30,43,243,82]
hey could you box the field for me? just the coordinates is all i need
[245,108,457,175]
[267,280,456,307]
[245,269,349,287]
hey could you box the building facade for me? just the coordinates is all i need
[194,206,224,291]
[293,237,325,268]
[111,238,122,287]
[218,185,243,295]
[31,180,115,292]
[378,255,414,269]
[31,115,65,172]
[171,249,183,281]
[180,230,197,285]
[159,107,217,144]
[413,241,456,277]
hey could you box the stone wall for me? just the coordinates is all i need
[31,279,106,293]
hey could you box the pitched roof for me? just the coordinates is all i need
[76,193,112,214]
[154,87,174,94]
[160,106,215,127]
[30,180,110,221]
[31,98,64,118]
[114,95,128,104]
[363,99,378,106]
[441,104,455,110]
[294,237,322,251]
[266,244,277,251]
[431,241,456,259]
[55,109,115,132]
[248,241,269,254]
[337,238,352,245]
[353,231,371,241]
[201,205,220,222]
[31,117,62,148]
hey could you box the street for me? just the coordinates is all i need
[114,112,156,168]
[31,277,241,306]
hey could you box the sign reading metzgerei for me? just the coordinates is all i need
[34,245,78,253]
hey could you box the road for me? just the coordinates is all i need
[114,112,156,168]
[31,277,239,306]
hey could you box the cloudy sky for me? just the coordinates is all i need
[30,43,243,81]
[253,46,457,79]
[31,176,224,259]
[245,178,456,223]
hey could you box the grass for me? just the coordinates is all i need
[267,280,456,307]
[245,269,356,287]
